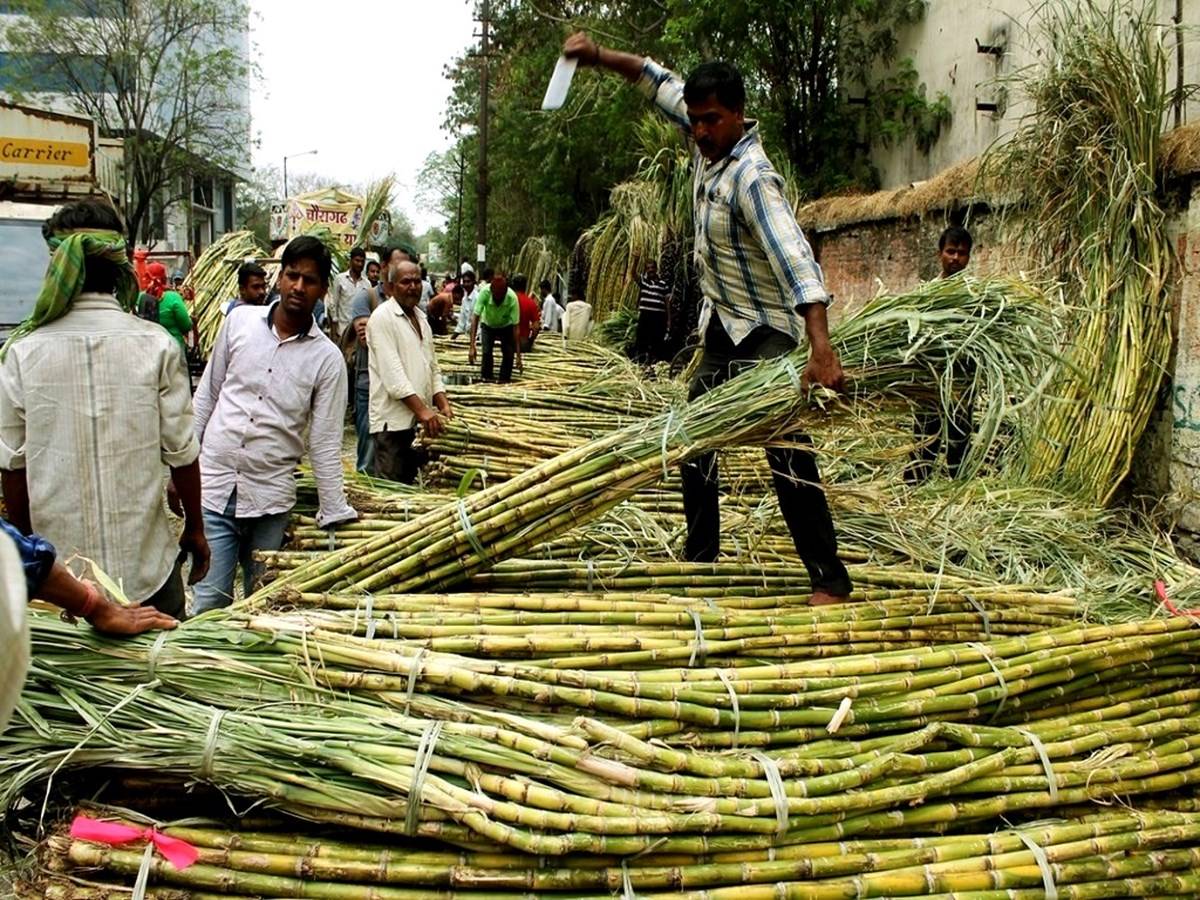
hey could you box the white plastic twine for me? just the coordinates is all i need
[362,594,377,641]
[199,710,227,780]
[1017,832,1058,900]
[750,752,790,834]
[146,630,170,683]
[1017,728,1060,803]
[686,609,708,668]
[404,648,428,715]
[716,670,741,748]
[967,641,1009,724]
[405,721,444,835]
[457,499,490,563]
[621,860,638,900]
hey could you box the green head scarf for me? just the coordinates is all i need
[0,228,139,360]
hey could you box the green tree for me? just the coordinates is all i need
[441,1,674,262]
[662,0,951,193]
[2,0,254,245]
[437,1,949,262]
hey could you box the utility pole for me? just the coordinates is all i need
[1175,0,1184,130]
[455,150,466,271]
[476,0,490,268]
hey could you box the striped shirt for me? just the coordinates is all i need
[637,275,671,313]
[637,59,831,346]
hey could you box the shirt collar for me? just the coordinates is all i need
[265,300,321,341]
[727,120,760,161]
[74,292,122,310]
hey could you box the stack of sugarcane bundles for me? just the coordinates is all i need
[6,612,1200,863]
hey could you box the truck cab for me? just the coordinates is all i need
[0,101,122,338]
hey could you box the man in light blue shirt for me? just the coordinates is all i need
[563,32,852,606]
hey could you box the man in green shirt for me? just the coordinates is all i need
[157,287,193,352]
[468,271,522,383]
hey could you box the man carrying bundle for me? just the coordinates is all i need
[367,260,451,483]
[191,235,357,613]
[0,199,210,619]
[564,34,853,605]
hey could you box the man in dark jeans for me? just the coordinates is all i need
[565,32,852,605]
[468,271,522,383]
[682,317,851,601]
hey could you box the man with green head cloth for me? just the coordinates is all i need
[0,199,210,618]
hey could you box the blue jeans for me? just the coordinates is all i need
[355,383,375,473]
[192,490,291,614]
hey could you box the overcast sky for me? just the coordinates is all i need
[249,0,475,233]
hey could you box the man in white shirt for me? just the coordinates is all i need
[326,246,371,341]
[540,279,564,333]
[192,235,357,613]
[454,267,480,337]
[0,199,209,618]
[562,294,594,341]
[367,260,452,483]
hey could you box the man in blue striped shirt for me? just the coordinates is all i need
[565,33,852,605]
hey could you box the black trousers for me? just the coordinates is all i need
[635,309,668,363]
[374,428,424,484]
[145,557,185,619]
[480,324,515,383]
[681,318,853,596]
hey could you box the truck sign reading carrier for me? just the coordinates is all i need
[0,101,96,185]
[0,101,107,336]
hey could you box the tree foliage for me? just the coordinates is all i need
[2,0,253,247]
[440,0,950,263]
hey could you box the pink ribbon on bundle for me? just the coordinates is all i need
[1156,580,1200,619]
[69,814,200,869]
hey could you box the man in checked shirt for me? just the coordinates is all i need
[564,33,852,606]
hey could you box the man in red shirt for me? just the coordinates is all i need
[513,273,541,352]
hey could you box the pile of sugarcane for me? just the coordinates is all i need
[10,608,1200,900]
[184,231,270,356]
[510,235,564,296]
[982,0,1173,503]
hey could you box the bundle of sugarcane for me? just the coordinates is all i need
[432,333,641,390]
[510,235,563,294]
[29,802,1200,899]
[267,595,1072,665]
[595,307,639,358]
[184,231,269,357]
[581,181,663,321]
[250,276,1056,600]
[7,611,1200,859]
[354,176,395,249]
[986,0,1174,503]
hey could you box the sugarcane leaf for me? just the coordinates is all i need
[457,468,486,498]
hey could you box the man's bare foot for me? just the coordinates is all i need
[809,591,850,607]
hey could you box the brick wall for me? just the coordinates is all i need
[812,211,1021,324]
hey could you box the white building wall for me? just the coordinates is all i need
[871,0,1200,188]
